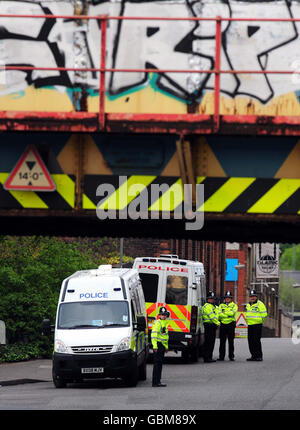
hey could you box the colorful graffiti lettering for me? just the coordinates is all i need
[0,0,299,108]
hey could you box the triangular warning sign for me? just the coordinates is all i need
[4,145,56,192]
[236,312,248,327]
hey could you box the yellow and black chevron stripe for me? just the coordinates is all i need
[0,173,75,209]
[146,302,191,333]
[83,175,300,214]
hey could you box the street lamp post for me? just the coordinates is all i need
[292,283,300,321]
[291,284,300,337]
[234,264,245,305]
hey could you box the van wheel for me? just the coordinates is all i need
[147,352,154,363]
[181,350,189,364]
[190,346,199,363]
[138,356,147,381]
[123,364,139,387]
[52,369,67,388]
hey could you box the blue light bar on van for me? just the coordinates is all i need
[114,288,121,291]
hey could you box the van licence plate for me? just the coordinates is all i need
[81,367,104,374]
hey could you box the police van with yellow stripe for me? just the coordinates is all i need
[133,255,206,362]
[43,265,149,388]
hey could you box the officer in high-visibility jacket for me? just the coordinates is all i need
[218,290,238,361]
[246,290,267,361]
[202,291,220,363]
[151,306,169,387]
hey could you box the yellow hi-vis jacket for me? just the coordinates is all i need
[202,303,220,326]
[219,302,238,324]
[246,300,267,325]
[151,318,169,349]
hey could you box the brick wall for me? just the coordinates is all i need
[123,238,226,299]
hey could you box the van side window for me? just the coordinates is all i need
[139,273,159,303]
[166,275,188,305]
[195,275,202,304]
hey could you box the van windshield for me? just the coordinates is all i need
[166,275,188,305]
[57,301,130,329]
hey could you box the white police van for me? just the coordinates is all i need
[133,255,206,362]
[43,265,149,388]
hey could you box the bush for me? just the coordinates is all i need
[0,342,41,363]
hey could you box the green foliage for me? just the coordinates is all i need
[280,244,300,270]
[0,342,40,363]
[280,243,294,254]
[0,236,133,361]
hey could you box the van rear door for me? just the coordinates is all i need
[138,271,160,329]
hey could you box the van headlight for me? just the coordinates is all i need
[55,339,71,354]
[112,337,131,353]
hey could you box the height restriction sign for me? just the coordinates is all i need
[4,145,56,192]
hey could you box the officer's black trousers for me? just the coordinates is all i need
[203,323,217,361]
[219,321,236,359]
[247,323,263,359]
[152,342,165,385]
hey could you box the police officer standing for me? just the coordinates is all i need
[151,306,169,387]
[246,290,267,361]
[218,291,238,361]
[202,291,220,363]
